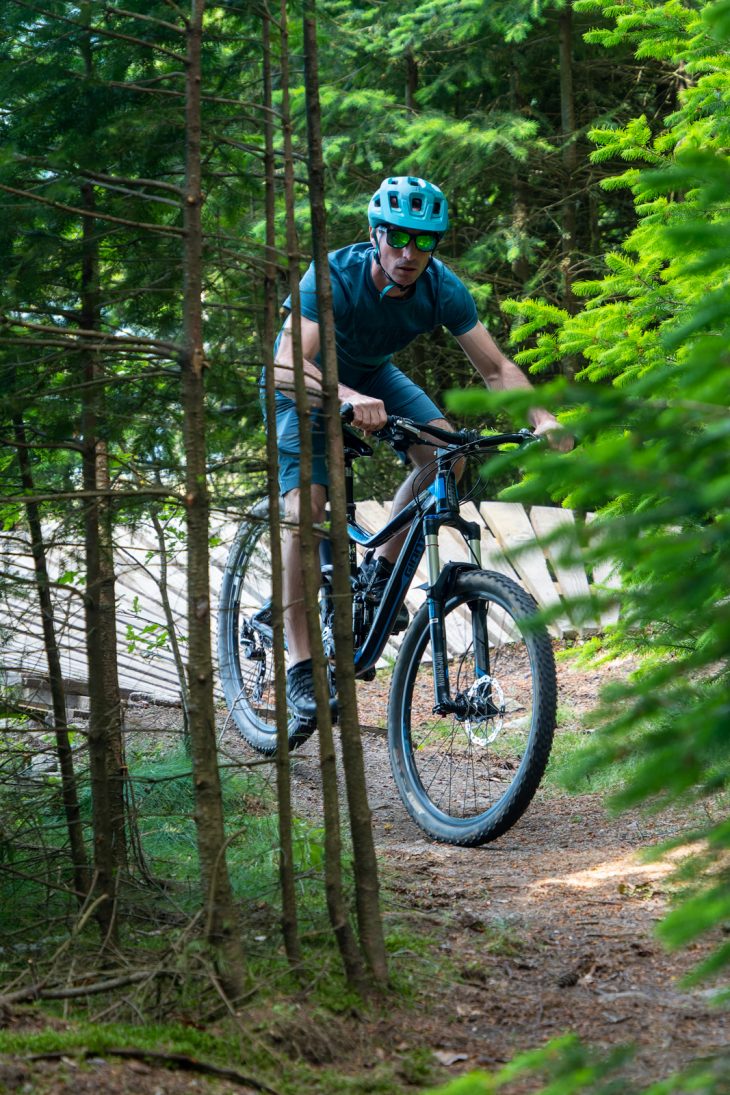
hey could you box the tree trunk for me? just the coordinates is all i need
[181,0,246,998]
[262,4,301,971]
[302,0,388,988]
[558,2,579,378]
[80,179,127,945]
[280,0,366,991]
[12,417,90,903]
[150,506,191,746]
[510,53,531,287]
[405,49,418,111]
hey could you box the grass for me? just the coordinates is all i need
[0,742,339,984]
[0,1013,422,1095]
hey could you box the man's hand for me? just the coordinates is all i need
[340,389,387,433]
[531,413,574,452]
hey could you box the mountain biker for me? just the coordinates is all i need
[272,175,572,722]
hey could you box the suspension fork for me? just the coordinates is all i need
[425,511,491,714]
[424,514,453,712]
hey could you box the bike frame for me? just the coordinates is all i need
[341,431,497,710]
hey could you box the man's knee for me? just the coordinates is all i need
[408,418,451,468]
[283,484,327,530]
[408,418,465,480]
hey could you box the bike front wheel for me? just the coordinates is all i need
[388,570,556,846]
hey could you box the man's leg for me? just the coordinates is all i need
[281,483,327,666]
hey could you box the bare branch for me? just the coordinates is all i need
[1,435,84,453]
[161,0,188,21]
[0,488,180,505]
[0,182,185,236]
[27,1046,279,1092]
[209,130,307,163]
[103,78,185,99]
[102,4,187,34]
[2,316,181,354]
[80,170,184,196]
[79,178,181,208]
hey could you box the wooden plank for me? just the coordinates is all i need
[480,501,571,638]
[1,499,621,709]
[529,507,600,634]
[460,502,523,584]
[585,513,621,628]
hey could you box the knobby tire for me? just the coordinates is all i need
[387,570,556,846]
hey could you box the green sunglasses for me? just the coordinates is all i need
[378,226,440,252]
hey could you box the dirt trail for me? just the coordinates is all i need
[277,653,729,1084]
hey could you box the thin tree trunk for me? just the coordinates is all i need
[12,417,90,903]
[78,11,128,942]
[405,49,418,111]
[150,506,191,745]
[280,0,366,990]
[80,177,127,945]
[181,0,245,998]
[262,3,301,970]
[558,2,579,378]
[510,54,531,287]
[302,0,388,988]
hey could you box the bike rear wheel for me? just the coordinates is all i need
[388,570,556,846]
[217,498,315,753]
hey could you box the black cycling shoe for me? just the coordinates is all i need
[359,555,410,633]
[286,661,338,723]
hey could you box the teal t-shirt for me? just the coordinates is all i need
[281,243,478,386]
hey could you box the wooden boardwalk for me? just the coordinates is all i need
[0,503,619,712]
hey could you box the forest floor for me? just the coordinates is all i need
[276,650,728,1090]
[1,649,727,1094]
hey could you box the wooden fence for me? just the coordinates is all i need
[0,503,619,714]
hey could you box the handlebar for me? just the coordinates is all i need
[340,403,535,454]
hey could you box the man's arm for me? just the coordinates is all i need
[274,314,387,432]
[456,323,573,452]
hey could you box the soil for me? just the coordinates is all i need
[2,650,727,1093]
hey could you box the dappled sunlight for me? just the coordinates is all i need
[527,845,689,895]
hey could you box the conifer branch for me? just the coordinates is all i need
[80,171,183,196]
[78,179,182,208]
[0,183,185,236]
[2,317,181,354]
[102,4,187,35]
[105,77,186,98]
[160,0,188,22]
[0,488,179,505]
[8,0,187,61]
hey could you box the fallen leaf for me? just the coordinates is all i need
[433,1051,469,1067]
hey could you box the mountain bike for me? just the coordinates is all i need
[217,413,557,846]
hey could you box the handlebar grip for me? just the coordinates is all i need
[340,403,354,424]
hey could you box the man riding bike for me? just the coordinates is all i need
[272,175,571,722]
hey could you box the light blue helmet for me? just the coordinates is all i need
[367,176,449,234]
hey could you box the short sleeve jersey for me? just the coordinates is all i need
[281,243,478,384]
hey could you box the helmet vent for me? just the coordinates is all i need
[412,196,423,211]
[388,193,400,209]
[433,201,441,215]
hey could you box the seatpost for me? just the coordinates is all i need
[344,448,358,575]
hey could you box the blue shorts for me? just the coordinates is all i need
[272,363,442,496]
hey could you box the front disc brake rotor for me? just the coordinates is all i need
[463,675,505,746]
